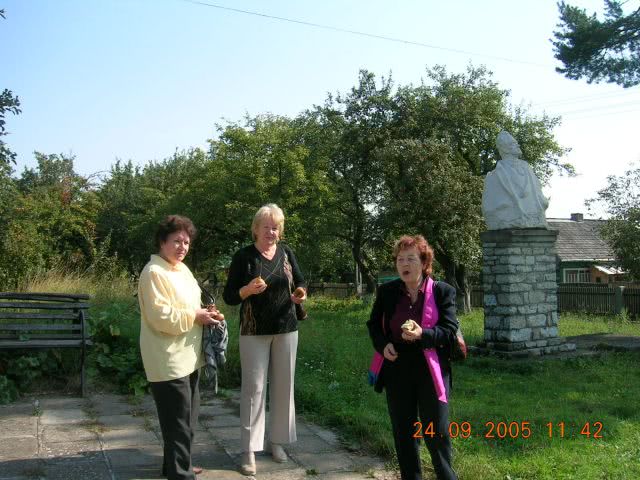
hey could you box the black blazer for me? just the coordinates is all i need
[367,278,459,392]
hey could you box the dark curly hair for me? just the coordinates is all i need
[154,215,197,250]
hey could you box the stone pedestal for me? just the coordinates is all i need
[479,229,576,358]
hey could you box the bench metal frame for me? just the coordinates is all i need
[0,292,92,396]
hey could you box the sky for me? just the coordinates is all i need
[2,0,640,219]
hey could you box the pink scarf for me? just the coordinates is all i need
[421,277,447,403]
[368,277,448,403]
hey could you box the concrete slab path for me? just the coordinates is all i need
[0,391,394,480]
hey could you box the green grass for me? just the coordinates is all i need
[19,269,640,479]
[291,299,640,480]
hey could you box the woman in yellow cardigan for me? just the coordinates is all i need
[138,215,220,480]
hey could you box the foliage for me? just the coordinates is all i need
[89,301,148,396]
[308,71,395,292]
[587,165,640,281]
[0,153,104,289]
[1,11,21,166]
[209,114,344,282]
[0,88,20,166]
[0,375,18,404]
[308,66,569,311]
[0,350,74,403]
[552,1,640,87]
[0,66,570,301]
[95,159,167,274]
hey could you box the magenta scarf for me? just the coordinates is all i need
[421,277,447,403]
[368,277,448,403]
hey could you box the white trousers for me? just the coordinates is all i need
[239,331,298,452]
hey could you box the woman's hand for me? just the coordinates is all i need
[194,308,218,326]
[291,287,306,304]
[383,342,398,362]
[401,320,422,342]
[240,277,268,299]
[206,304,225,322]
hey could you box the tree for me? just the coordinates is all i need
[552,1,640,87]
[1,11,22,166]
[0,89,20,166]
[587,166,640,281]
[381,66,570,311]
[379,139,484,311]
[309,71,396,292]
[0,153,102,288]
[210,114,339,282]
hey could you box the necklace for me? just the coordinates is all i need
[406,277,424,299]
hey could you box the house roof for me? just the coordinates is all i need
[547,218,616,262]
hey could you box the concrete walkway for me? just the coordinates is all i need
[0,391,392,480]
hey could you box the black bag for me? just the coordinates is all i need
[295,302,308,321]
[283,250,308,321]
[451,327,467,361]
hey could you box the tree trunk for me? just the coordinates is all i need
[438,252,471,314]
[352,243,377,295]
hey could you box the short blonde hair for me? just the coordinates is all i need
[251,203,285,241]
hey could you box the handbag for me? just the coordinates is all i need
[451,327,467,361]
[283,250,308,321]
[295,302,308,321]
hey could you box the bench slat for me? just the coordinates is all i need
[0,302,90,310]
[0,324,82,331]
[0,339,90,348]
[0,312,84,320]
[0,334,83,340]
[0,292,91,301]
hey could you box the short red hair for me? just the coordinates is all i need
[392,235,434,276]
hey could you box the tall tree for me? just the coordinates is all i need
[0,153,101,288]
[379,139,484,311]
[210,114,337,281]
[587,166,640,281]
[309,71,395,292]
[552,1,640,87]
[0,10,21,166]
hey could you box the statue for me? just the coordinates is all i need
[482,130,549,230]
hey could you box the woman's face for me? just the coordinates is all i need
[396,246,425,284]
[256,217,280,246]
[159,230,190,266]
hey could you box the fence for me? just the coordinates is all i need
[306,282,640,316]
[307,282,356,299]
[470,284,640,316]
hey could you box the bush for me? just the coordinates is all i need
[0,375,18,404]
[89,300,148,396]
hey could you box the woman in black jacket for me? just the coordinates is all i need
[223,203,306,476]
[367,235,458,480]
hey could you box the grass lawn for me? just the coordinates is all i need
[72,286,640,480]
[285,298,640,480]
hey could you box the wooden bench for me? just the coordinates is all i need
[0,292,92,396]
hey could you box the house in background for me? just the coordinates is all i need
[547,213,626,284]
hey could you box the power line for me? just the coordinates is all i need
[179,0,551,68]
[534,88,640,107]
[561,105,640,120]
[554,100,640,116]
[563,108,640,121]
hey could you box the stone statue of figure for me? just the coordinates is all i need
[482,130,549,230]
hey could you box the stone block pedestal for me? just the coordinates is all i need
[479,228,576,358]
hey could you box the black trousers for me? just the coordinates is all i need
[150,369,200,480]
[384,347,457,480]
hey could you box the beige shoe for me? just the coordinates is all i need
[271,443,288,463]
[240,452,256,476]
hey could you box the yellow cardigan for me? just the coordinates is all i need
[138,254,204,382]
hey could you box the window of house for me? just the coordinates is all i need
[564,268,591,283]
